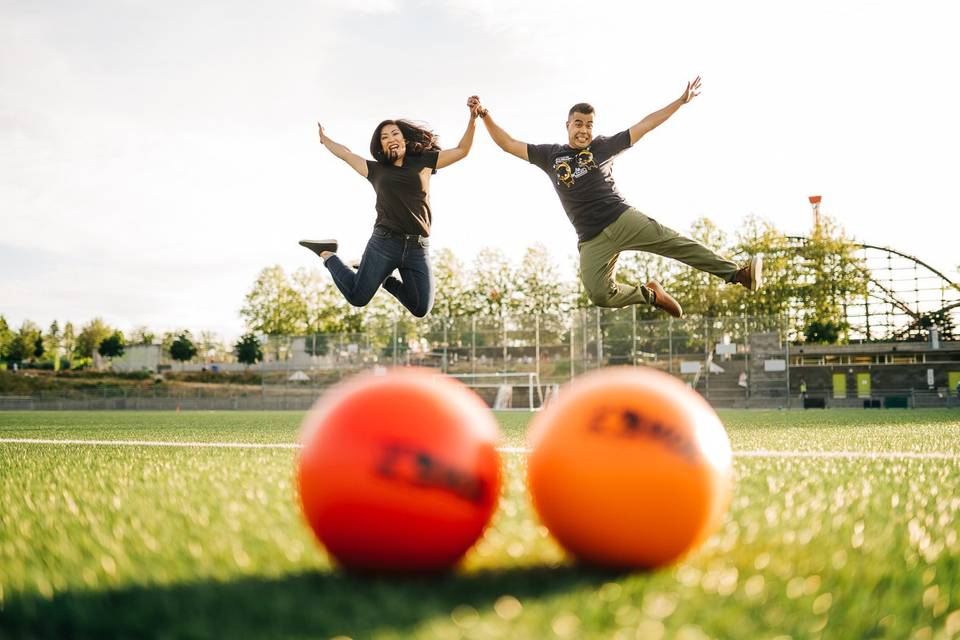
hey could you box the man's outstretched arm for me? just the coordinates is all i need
[471,97,529,161]
[317,122,369,177]
[628,76,701,145]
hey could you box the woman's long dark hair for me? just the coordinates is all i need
[369,119,441,163]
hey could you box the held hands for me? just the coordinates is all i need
[681,76,702,104]
[467,95,488,119]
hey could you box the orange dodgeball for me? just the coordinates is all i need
[297,368,502,572]
[527,366,733,568]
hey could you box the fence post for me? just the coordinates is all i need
[442,321,449,374]
[581,308,588,370]
[471,315,477,375]
[704,317,710,399]
[393,320,398,366]
[502,315,508,369]
[744,315,751,406]
[569,310,575,381]
[784,316,791,409]
[668,319,674,374]
[535,313,541,385]
[631,305,637,366]
[596,308,602,365]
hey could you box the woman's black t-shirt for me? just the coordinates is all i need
[365,151,439,237]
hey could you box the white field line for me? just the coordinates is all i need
[0,438,957,460]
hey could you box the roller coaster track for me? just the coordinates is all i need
[784,236,959,339]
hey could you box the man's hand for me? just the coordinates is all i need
[467,95,487,119]
[317,121,326,144]
[681,76,702,104]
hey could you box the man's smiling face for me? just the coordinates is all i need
[566,112,594,149]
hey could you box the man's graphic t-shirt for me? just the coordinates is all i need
[365,151,439,237]
[527,130,633,242]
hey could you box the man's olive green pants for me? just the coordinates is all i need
[578,207,739,308]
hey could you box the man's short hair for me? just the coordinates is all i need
[568,103,595,118]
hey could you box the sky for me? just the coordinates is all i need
[2,0,959,341]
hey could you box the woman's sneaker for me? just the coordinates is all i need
[299,239,338,258]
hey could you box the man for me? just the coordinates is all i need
[470,78,761,318]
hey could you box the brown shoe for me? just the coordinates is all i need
[733,255,763,291]
[646,281,683,318]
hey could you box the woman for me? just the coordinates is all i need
[300,97,480,317]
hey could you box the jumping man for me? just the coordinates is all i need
[469,78,762,318]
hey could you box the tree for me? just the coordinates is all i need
[129,326,156,345]
[730,215,797,320]
[804,319,846,344]
[7,321,43,364]
[62,322,76,365]
[291,267,364,335]
[468,248,518,320]
[44,321,62,370]
[795,214,870,343]
[240,265,306,336]
[0,316,13,362]
[75,318,113,358]
[515,244,568,318]
[98,331,126,359]
[668,218,738,318]
[431,248,473,321]
[235,333,263,367]
[197,331,228,363]
[169,333,198,364]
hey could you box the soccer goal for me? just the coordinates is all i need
[448,372,544,411]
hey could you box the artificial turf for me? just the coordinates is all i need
[1,410,959,639]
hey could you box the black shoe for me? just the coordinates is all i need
[299,239,338,258]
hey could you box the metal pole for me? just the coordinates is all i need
[393,320,398,366]
[535,313,541,384]
[668,319,674,374]
[582,308,588,370]
[631,305,637,366]
[704,317,710,399]
[744,315,751,407]
[569,310,575,382]
[443,321,448,374]
[596,307,602,366]
[784,317,791,409]
[471,315,476,374]
[502,314,508,369]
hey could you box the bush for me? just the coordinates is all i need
[164,370,262,385]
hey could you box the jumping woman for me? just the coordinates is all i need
[300,98,479,317]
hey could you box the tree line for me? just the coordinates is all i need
[2,213,873,370]
[239,214,870,343]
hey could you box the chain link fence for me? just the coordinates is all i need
[4,311,958,410]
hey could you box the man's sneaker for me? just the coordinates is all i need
[734,255,763,291]
[299,239,338,258]
[646,281,683,318]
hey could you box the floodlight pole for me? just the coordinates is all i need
[808,195,822,231]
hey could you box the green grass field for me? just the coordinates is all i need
[1,409,959,639]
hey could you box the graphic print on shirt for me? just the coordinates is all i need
[552,148,600,188]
